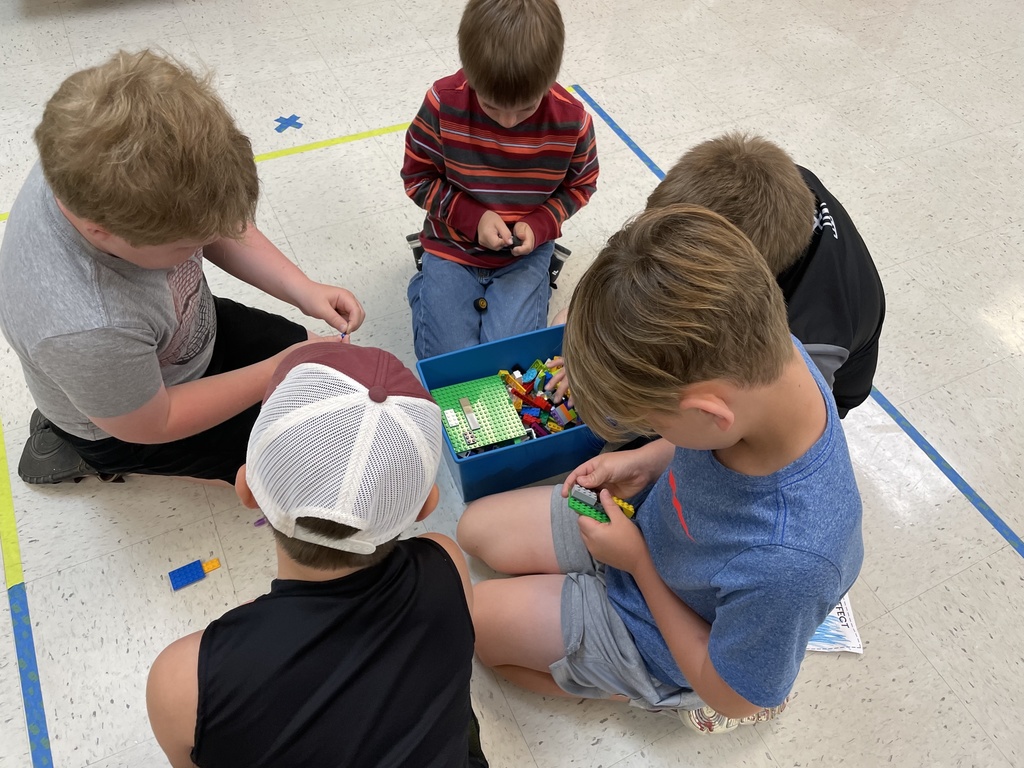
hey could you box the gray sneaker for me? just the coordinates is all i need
[19,410,119,484]
[680,697,789,734]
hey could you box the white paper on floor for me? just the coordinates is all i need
[807,594,863,654]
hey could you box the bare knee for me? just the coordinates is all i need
[471,576,566,671]
[455,500,490,559]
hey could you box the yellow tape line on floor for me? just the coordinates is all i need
[253,121,409,163]
[0,121,411,224]
[0,419,24,587]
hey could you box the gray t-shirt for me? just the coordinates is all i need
[0,164,216,440]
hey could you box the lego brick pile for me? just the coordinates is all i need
[429,356,585,458]
[499,356,582,439]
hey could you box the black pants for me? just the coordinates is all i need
[54,297,307,483]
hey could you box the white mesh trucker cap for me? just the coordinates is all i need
[245,342,443,555]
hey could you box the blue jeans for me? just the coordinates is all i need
[408,241,554,360]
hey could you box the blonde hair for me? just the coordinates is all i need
[458,0,564,106]
[34,49,258,246]
[646,133,815,275]
[563,204,792,441]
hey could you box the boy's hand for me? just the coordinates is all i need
[511,221,535,256]
[295,281,366,336]
[562,451,655,501]
[478,210,513,250]
[577,490,649,574]
[544,367,572,406]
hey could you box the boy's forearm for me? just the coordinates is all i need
[204,228,312,308]
[403,166,487,240]
[101,356,279,445]
[638,438,676,477]
[160,357,278,440]
[519,117,599,242]
[630,557,760,718]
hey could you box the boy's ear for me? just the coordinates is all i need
[234,465,260,509]
[679,391,735,432]
[416,484,440,522]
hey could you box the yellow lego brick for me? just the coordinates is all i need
[612,497,635,519]
[202,558,221,573]
[545,421,564,432]
[501,371,527,396]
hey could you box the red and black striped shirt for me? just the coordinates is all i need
[402,70,599,269]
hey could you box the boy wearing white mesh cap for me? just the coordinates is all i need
[146,341,487,768]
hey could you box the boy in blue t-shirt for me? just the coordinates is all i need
[457,205,863,732]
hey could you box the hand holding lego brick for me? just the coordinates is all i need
[294,281,365,336]
[561,450,656,503]
[544,366,572,406]
[577,489,648,573]
[477,210,514,250]
[511,221,535,257]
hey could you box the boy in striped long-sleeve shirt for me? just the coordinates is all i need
[402,0,599,360]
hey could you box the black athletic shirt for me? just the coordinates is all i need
[192,538,475,768]
[777,167,886,412]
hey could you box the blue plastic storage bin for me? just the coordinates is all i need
[417,325,607,502]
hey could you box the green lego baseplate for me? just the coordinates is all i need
[568,496,610,524]
[431,375,527,454]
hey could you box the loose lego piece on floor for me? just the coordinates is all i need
[568,496,610,524]
[202,558,221,573]
[168,560,206,591]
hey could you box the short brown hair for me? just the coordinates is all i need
[563,204,792,441]
[34,49,258,247]
[646,133,815,275]
[271,518,397,570]
[458,0,564,106]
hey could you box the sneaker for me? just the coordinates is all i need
[680,698,789,735]
[406,233,425,271]
[18,411,117,484]
[29,408,47,435]
[549,243,570,288]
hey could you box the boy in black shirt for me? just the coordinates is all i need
[647,133,885,417]
[147,342,485,767]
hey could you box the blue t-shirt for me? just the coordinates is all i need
[605,341,863,708]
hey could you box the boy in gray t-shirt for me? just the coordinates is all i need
[0,50,365,485]
[458,206,863,733]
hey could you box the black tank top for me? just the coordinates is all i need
[192,538,474,768]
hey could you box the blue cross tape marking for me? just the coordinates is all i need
[870,388,1024,558]
[8,583,53,767]
[274,114,303,133]
[569,84,1024,561]
[570,85,666,180]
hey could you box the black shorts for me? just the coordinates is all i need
[54,297,307,483]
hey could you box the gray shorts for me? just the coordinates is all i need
[547,487,703,710]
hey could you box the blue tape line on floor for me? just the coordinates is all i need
[571,84,666,180]
[870,388,1024,557]
[571,83,1024,561]
[8,583,52,767]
